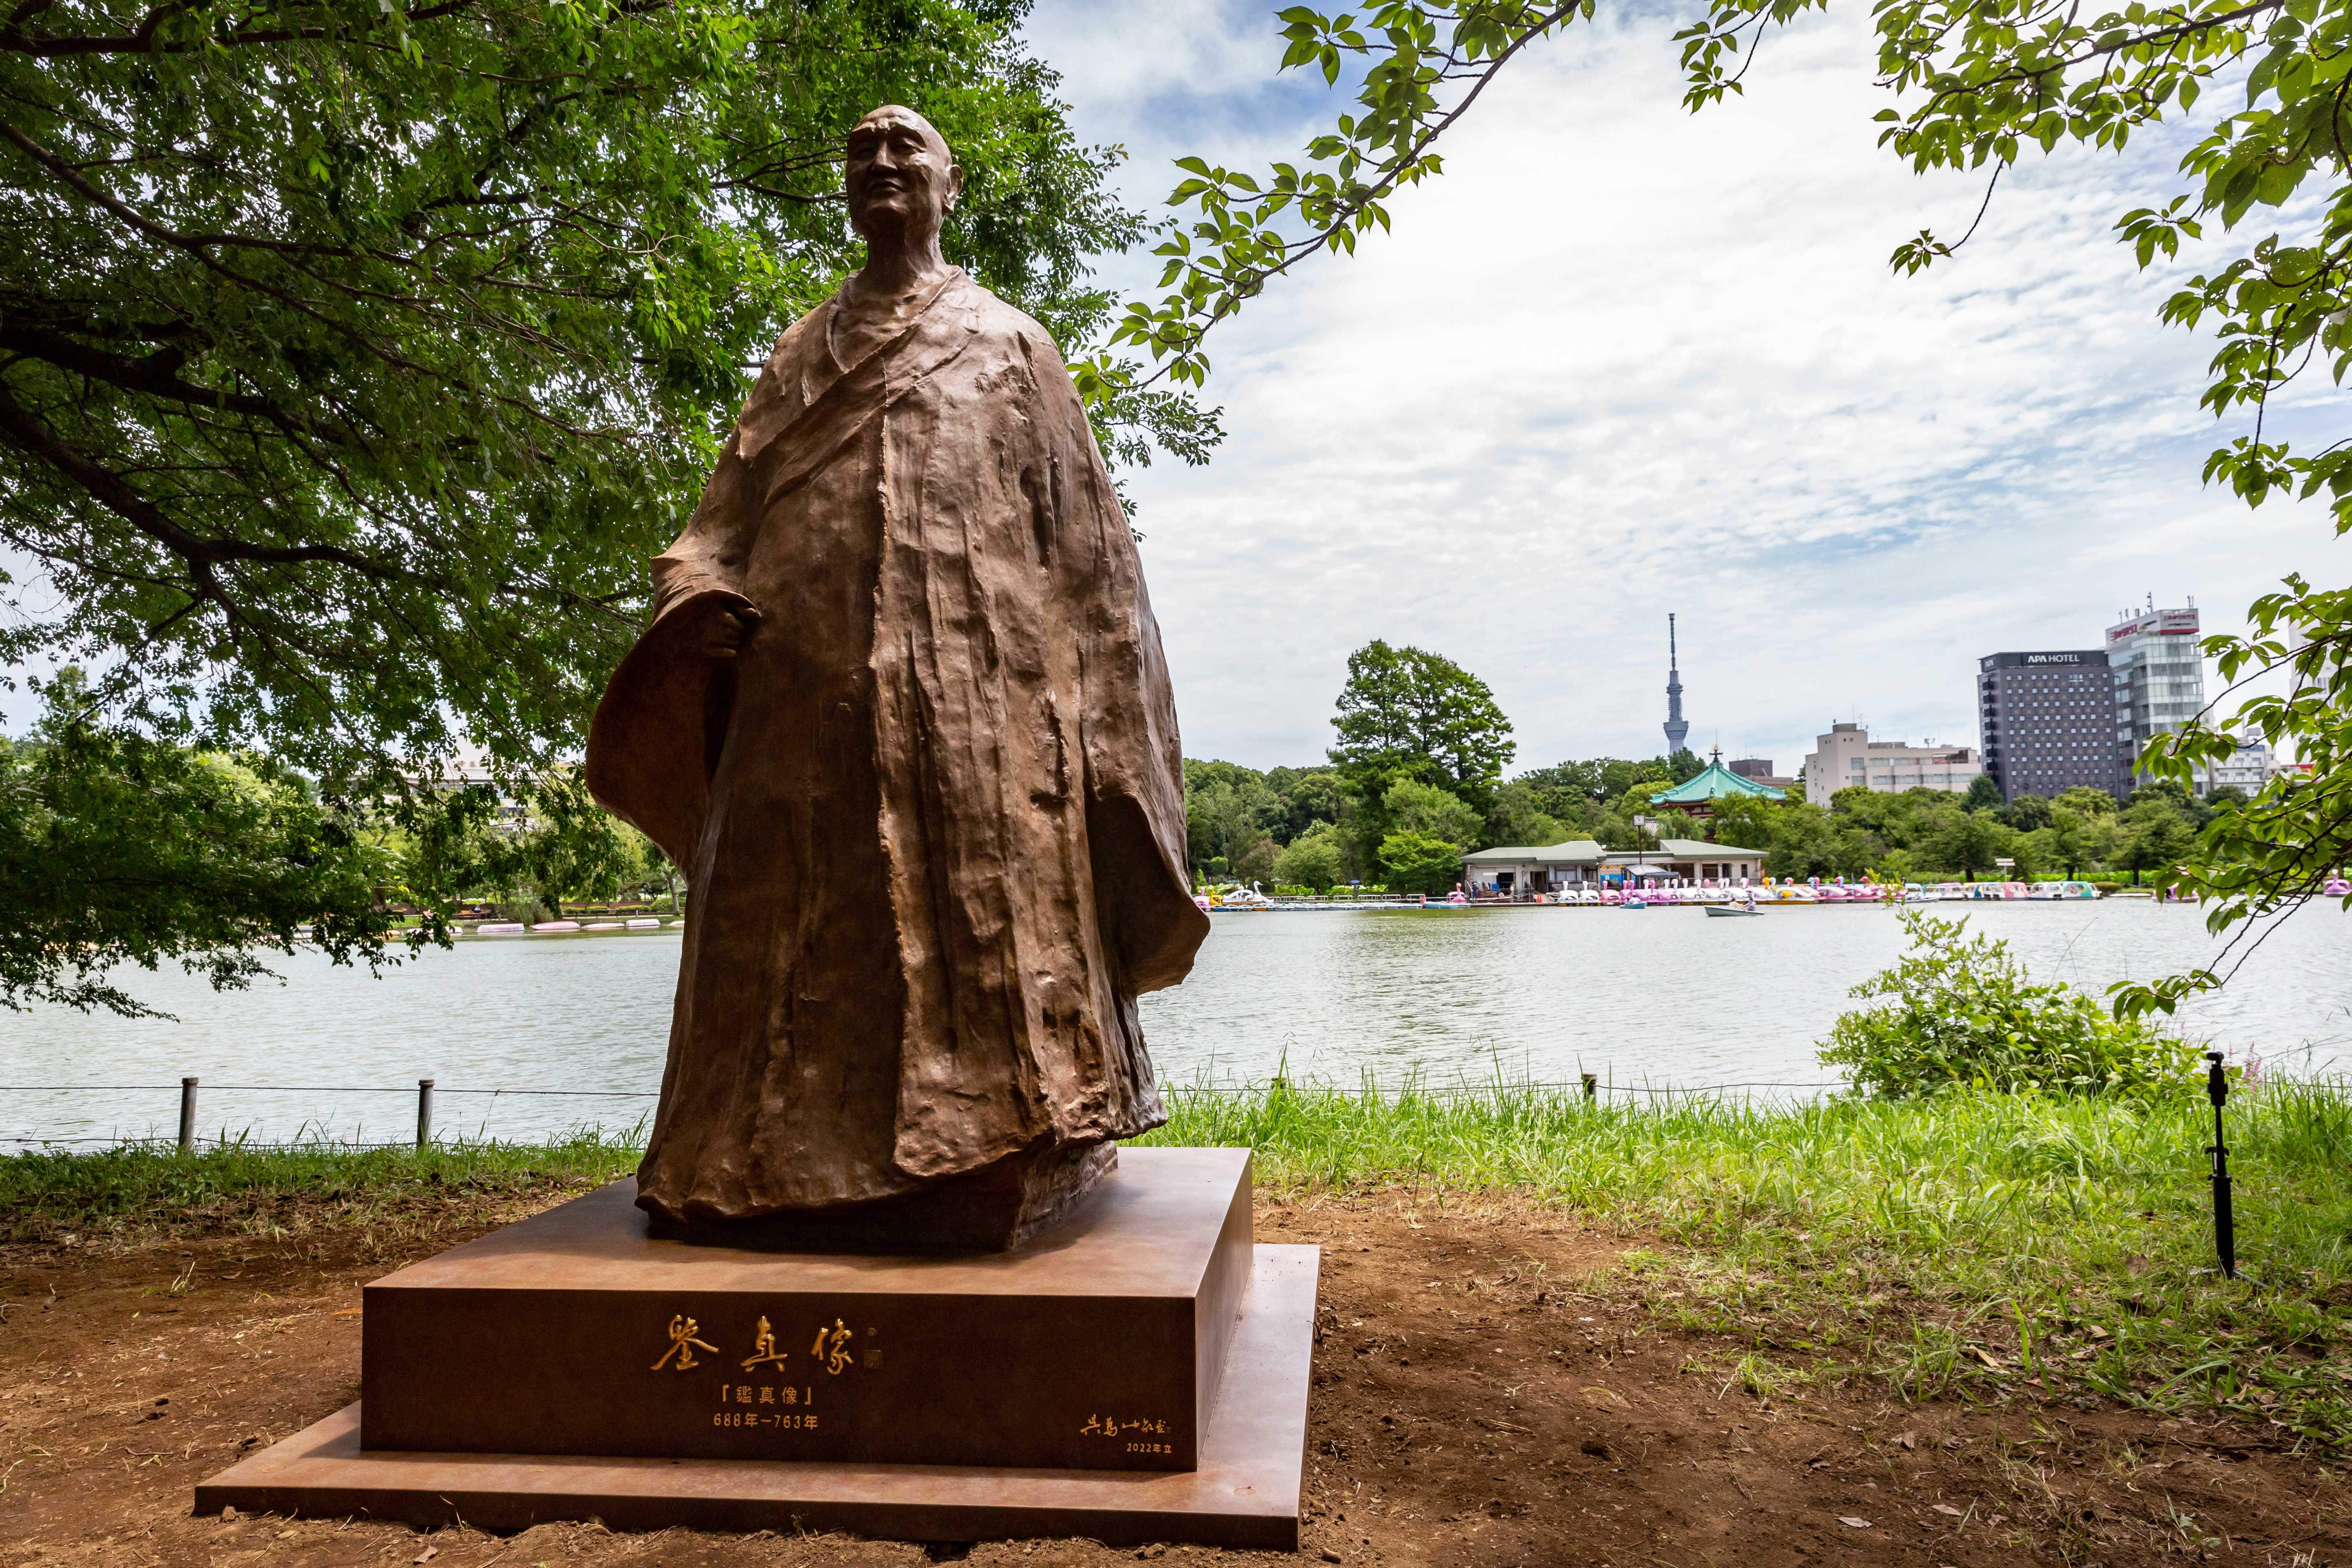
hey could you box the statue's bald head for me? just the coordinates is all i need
[845,104,962,248]
[853,104,951,161]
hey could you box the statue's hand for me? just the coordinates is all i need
[699,604,762,660]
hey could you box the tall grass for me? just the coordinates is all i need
[1143,1077,2352,1442]
[1146,1078,2352,1280]
[0,1127,642,1246]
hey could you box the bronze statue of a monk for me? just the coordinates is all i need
[585,105,1209,1251]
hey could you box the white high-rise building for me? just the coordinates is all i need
[2106,601,2208,792]
[1803,723,1982,807]
[2210,737,2272,793]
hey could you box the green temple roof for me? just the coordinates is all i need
[1653,760,1786,805]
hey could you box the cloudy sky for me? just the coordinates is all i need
[1020,0,2345,778]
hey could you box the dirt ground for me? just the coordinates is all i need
[3,1188,2347,1567]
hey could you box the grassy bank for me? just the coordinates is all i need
[11,1082,2352,1443]
[0,1129,641,1248]
[1146,1078,2352,1444]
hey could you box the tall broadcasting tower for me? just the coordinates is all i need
[1662,613,1689,755]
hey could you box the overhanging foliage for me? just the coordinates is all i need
[5,0,1152,791]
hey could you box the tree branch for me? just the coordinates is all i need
[0,0,486,56]
[0,123,365,257]
[0,319,331,440]
[0,377,437,591]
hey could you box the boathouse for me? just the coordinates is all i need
[1459,837,1767,897]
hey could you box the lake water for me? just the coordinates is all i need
[5,901,2349,1149]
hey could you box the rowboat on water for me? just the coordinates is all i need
[1706,904,1763,918]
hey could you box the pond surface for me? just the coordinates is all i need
[5,901,2348,1148]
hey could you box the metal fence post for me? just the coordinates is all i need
[177,1077,198,1155]
[417,1078,435,1151]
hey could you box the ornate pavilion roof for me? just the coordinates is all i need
[1653,759,1786,805]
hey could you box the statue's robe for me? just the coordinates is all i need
[586,269,1209,1229]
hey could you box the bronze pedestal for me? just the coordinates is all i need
[194,1148,1316,1549]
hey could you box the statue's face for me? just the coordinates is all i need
[846,107,961,243]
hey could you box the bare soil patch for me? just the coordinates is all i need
[2,1188,2344,1566]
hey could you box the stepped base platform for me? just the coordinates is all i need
[193,1148,1317,1550]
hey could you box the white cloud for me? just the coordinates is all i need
[1025,0,2345,776]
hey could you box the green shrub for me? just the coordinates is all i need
[1819,910,2200,1098]
[1272,828,1345,893]
[1377,829,1463,895]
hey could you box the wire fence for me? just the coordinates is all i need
[1,1071,1850,1153]
[0,1085,658,1096]
[0,1080,1841,1096]
[4,1135,454,1149]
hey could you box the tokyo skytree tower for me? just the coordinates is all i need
[1663,614,1689,755]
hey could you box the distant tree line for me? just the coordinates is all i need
[0,671,680,1016]
[1187,639,1713,895]
[1708,781,2227,887]
[1190,640,2233,896]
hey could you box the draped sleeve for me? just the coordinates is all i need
[581,439,759,868]
[1030,334,1212,993]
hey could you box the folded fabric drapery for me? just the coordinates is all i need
[587,269,1208,1240]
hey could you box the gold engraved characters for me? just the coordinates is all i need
[810,1317,854,1374]
[740,1315,788,1371]
[1081,1414,1169,1436]
[652,1314,718,1372]
[714,1410,817,1430]
[719,1384,805,1405]
[658,1311,869,1394]
[1081,1414,1173,1457]
[703,1314,876,1438]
